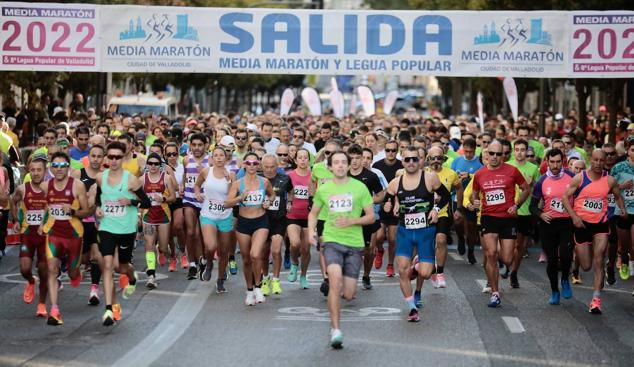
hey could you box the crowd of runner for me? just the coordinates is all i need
[0,103,633,348]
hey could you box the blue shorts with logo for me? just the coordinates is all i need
[395,225,436,264]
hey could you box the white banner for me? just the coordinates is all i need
[280,88,294,116]
[383,90,399,115]
[301,87,321,116]
[0,2,100,71]
[357,86,375,116]
[329,89,344,118]
[503,77,519,121]
[0,3,632,77]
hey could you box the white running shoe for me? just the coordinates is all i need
[482,282,492,293]
[254,287,265,303]
[430,274,438,288]
[245,291,256,306]
[436,273,447,288]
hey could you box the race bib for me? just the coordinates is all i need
[104,200,127,217]
[294,186,309,200]
[485,189,506,206]
[207,199,225,215]
[582,198,603,213]
[49,205,70,220]
[328,193,353,213]
[26,209,44,225]
[243,190,264,205]
[185,173,197,188]
[607,194,616,207]
[268,196,281,211]
[404,212,427,229]
[549,198,565,213]
[623,189,634,201]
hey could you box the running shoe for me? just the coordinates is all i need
[245,291,255,306]
[548,291,560,305]
[414,291,422,308]
[254,288,265,303]
[187,266,197,280]
[57,276,63,291]
[362,276,373,290]
[374,248,384,269]
[288,264,298,282]
[261,276,271,296]
[300,276,309,289]
[88,284,100,306]
[510,272,520,288]
[500,266,510,279]
[36,303,47,318]
[407,308,420,322]
[330,328,343,349]
[23,281,35,304]
[70,273,82,288]
[271,279,282,295]
[589,297,602,314]
[147,275,157,290]
[457,238,466,256]
[606,267,616,286]
[113,304,121,321]
[158,251,166,266]
[198,257,207,281]
[386,264,395,277]
[320,279,329,297]
[119,274,129,290]
[561,279,573,299]
[229,260,238,275]
[168,257,177,272]
[283,255,291,270]
[430,274,438,288]
[102,310,115,326]
[482,282,492,293]
[202,260,213,282]
[538,251,547,263]
[467,249,477,265]
[572,271,582,284]
[488,293,501,308]
[619,263,630,280]
[47,308,63,326]
[122,273,137,299]
[181,254,188,269]
[436,273,447,288]
[216,279,227,294]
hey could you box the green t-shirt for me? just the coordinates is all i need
[508,159,540,216]
[529,140,544,159]
[314,178,373,248]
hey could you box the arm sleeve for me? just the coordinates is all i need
[133,187,153,209]
[529,196,543,217]
[434,183,451,209]
[96,186,102,207]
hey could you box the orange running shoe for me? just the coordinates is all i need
[158,251,167,266]
[589,297,602,315]
[70,273,82,288]
[169,257,177,272]
[36,303,48,318]
[112,304,121,321]
[23,281,35,304]
[119,274,129,290]
[181,254,188,269]
[47,307,63,326]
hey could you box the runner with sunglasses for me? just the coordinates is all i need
[225,152,276,306]
[40,152,90,326]
[384,146,452,322]
[470,140,530,308]
[141,153,176,289]
[95,142,152,326]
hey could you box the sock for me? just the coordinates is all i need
[247,287,254,291]
[255,283,261,288]
[492,291,500,297]
[90,261,101,285]
[437,266,444,274]
[229,255,235,261]
[593,290,601,298]
[405,296,416,310]
[200,257,207,265]
[106,305,113,311]
[414,290,421,296]
[128,274,137,286]
[189,261,196,268]
[324,278,329,283]
[272,277,279,282]
[51,304,59,313]
[146,251,156,271]
[28,277,35,284]
[146,269,156,277]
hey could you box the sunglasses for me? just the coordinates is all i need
[605,152,617,156]
[428,156,444,161]
[324,151,334,156]
[526,155,535,158]
[51,162,70,168]
[244,160,259,166]
[107,154,124,160]
[385,149,398,153]
[488,151,503,157]
[277,153,288,157]
[403,156,419,163]
[235,136,247,141]
[293,135,305,139]
[147,161,161,166]
[166,152,178,157]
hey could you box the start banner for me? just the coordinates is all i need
[1,2,632,78]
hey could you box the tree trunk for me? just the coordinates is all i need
[575,79,589,130]
[607,79,625,144]
[451,78,462,116]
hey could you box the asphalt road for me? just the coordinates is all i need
[1,243,633,367]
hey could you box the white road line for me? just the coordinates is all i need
[114,281,209,367]
[449,253,463,261]
[501,316,525,333]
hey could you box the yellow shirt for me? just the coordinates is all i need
[426,166,459,218]
[463,178,482,225]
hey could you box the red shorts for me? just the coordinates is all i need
[20,233,47,262]
[46,235,83,271]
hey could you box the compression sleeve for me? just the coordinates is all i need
[434,184,451,210]
[133,187,152,209]
[96,186,102,207]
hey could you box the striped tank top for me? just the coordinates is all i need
[183,153,209,208]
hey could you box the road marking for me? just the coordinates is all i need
[275,306,402,322]
[0,272,168,285]
[114,281,209,367]
[502,316,525,333]
[449,253,463,261]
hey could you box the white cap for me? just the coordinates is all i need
[555,113,564,120]
[449,126,461,140]
[219,135,235,146]
[246,123,258,132]
[53,106,64,116]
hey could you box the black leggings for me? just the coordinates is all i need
[540,218,573,292]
